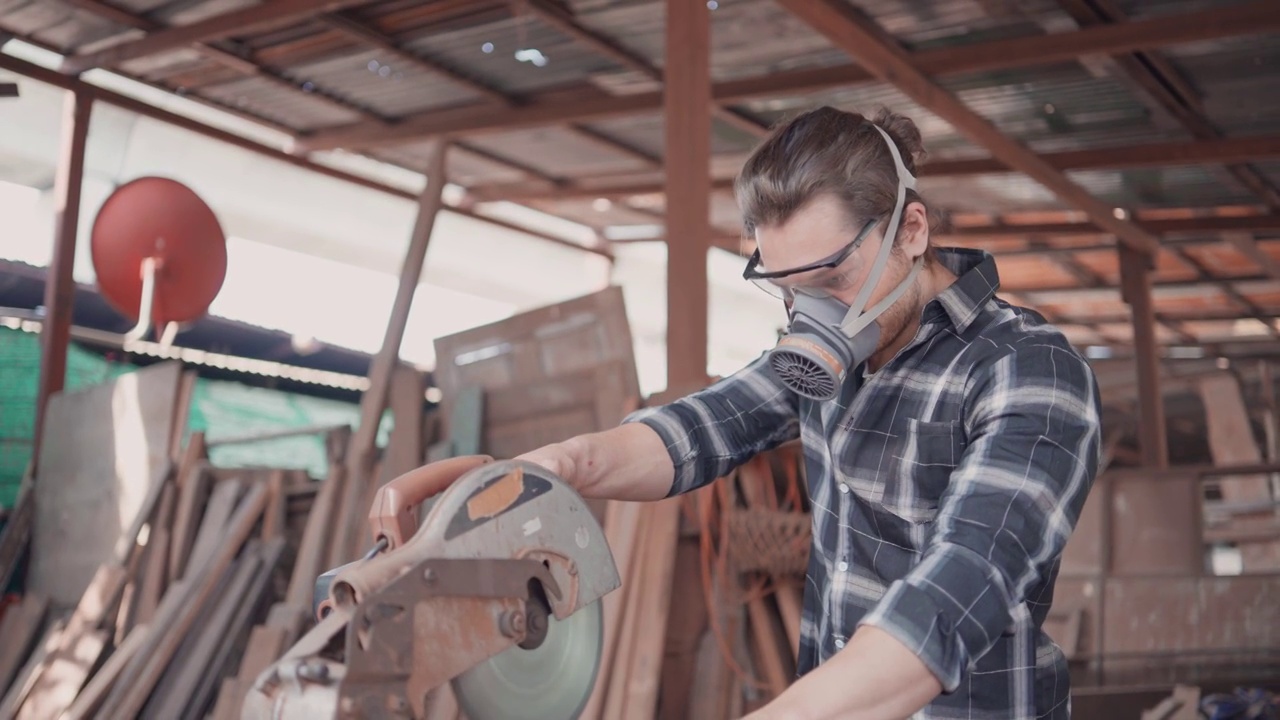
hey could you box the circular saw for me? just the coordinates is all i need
[242,456,620,720]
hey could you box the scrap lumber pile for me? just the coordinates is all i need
[0,352,449,719]
[0,357,385,718]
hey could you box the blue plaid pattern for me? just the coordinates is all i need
[626,248,1102,719]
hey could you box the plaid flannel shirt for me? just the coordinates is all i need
[625,248,1102,719]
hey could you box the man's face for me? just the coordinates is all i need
[754,195,928,338]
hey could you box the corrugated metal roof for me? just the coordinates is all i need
[1,0,121,51]
[198,75,365,130]
[579,112,755,163]
[1166,35,1280,138]
[4,0,1280,346]
[398,13,623,97]
[1065,166,1263,209]
[466,125,652,178]
[372,142,527,186]
[286,46,485,118]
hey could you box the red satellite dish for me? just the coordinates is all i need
[90,176,227,339]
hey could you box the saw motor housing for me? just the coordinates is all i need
[243,457,621,719]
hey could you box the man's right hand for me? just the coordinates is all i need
[511,424,677,503]
[515,442,578,485]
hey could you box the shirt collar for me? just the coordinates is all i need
[921,247,1001,333]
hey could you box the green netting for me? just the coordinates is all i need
[190,377,392,480]
[0,327,132,506]
[0,326,392,508]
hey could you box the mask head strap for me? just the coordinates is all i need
[838,123,920,336]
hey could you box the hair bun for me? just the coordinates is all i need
[871,107,927,171]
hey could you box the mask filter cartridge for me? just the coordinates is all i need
[769,296,880,401]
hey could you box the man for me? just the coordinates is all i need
[518,106,1102,719]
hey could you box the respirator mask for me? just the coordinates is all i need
[743,124,923,401]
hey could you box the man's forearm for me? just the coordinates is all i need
[562,423,676,501]
[747,625,943,720]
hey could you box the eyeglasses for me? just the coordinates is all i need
[741,217,879,300]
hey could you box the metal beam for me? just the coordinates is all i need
[776,0,1160,255]
[296,0,1280,151]
[941,214,1280,240]
[663,0,711,386]
[1119,244,1170,468]
[1223,232,1280,279]
[331,139,449,565]
[465,134,1280,201]
[33,89,93,466]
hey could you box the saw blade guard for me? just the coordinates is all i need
[329,459,620,623]
[246,458,621,720]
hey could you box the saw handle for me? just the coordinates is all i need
[369,455,495,550]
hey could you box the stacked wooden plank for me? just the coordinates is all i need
[0,353,436,719]
[577,443,811,719]
[0,424,356,718]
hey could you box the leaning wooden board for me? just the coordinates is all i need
[432,285,642,438]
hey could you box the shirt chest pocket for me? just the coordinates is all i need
[881,418,965,524]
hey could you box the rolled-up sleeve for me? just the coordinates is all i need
[623,353,801,497]
[858,340,1102,692]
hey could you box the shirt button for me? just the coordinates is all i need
[837,561,848,572]
[839,483,850,494]
[834,637,845,649]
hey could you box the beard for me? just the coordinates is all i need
[870,251,925,356]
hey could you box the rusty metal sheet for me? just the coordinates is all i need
[1110,473,1202,575]
[1103,575,1280,654]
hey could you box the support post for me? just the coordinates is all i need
[1118,245,1168,469]
[33,89,94,467]
[329,141,450,565]
[663,0,711,388]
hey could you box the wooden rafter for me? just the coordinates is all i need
[776,0,1160,255]
[294,0,1280,151]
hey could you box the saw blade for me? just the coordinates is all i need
[451,598,603,720]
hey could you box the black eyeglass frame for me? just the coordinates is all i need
[741,216,880,288]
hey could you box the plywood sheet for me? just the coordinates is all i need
[28,361,183,608]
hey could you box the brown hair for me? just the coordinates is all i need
[735,106,931,254]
